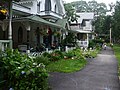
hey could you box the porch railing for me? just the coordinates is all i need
[0,40,12,51]
[77,41,88,47]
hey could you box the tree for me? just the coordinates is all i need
[71,1,88,12]
[112,1,120,43]
[64,3,79,23]
[71,0,107,15]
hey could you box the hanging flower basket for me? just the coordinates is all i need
[53,31,61,37]
[34,28,48,36]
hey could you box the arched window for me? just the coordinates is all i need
[18,27,23,43]
[37,2,40,12]
[45,0,51,11]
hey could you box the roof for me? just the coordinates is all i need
[12,15,62,28]
[77,12,94,23]
[56,19,70,30]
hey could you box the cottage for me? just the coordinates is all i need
[70,12,95,48]
[0,0,69,52]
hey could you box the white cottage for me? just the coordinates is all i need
[70,12,95,48]
[0,0,68,51]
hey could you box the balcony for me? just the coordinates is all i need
[77,41,88,47]
[39,11,63,19]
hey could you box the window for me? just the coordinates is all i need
[37,2,40,13]
[45,0,51,11]
[54,5,57,13]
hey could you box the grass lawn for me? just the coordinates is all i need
[112,44,120,76]
[46,59,87,73]
[46,48,100,73]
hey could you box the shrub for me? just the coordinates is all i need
[42,52,51,58]
[64,51,75,58]
[54,50,64,58]
[1,49,49,90]
[34,55,50,65]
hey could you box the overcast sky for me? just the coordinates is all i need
[64,0,119,7]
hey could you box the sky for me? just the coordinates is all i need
[64,0,119,7]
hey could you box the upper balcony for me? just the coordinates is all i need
[38,11,63,20]
[70,23,92,32]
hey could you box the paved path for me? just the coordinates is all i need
[49,47,120,90]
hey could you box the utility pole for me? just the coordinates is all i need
[110,26,112,44]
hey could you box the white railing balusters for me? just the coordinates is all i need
[0,40,12,51]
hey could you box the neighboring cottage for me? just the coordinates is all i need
[0,0,69,51]
[70,12,95,48]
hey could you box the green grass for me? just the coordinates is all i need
[46,59,87,73]
[112,44,120,76]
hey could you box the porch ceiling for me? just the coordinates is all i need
[12,15,62,28]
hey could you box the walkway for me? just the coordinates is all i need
[49,47,120,90]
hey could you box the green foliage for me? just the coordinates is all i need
[42,52,51,58]
[64,51,75,58]
[82,50,99,58]
[46,49,87,73]
[50,50,64,61]
[64,3,79,22]
[113,44,120,76]
[54,50,64,58]
[71,0,107,15]
[112,1,120,43]
[34,55,50,65]
[0,49,49,90]
[46,59,87,73]
[61,33,76,46]
[43,50,64,62]
[89,40,96,48]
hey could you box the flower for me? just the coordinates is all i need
[33,63,37,66]
[21,71,26,75]
[9,88,14,90]
[18,67,21,69]
[0,9,7,15]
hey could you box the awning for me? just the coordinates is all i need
[12,15,62,28]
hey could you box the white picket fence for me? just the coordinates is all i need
[28,46,76,58]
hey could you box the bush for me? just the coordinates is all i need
[49,51,62,62]
[42,52,51,58]
[0,49,49,90]
[34,55,50,65]
[64,51,75,58]
[54,50,64,58]
[89,40,96,48]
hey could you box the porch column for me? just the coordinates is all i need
[87,33,89,47]
[27,30,30,50]
[23,22,31,53]
[8,1,12,40]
